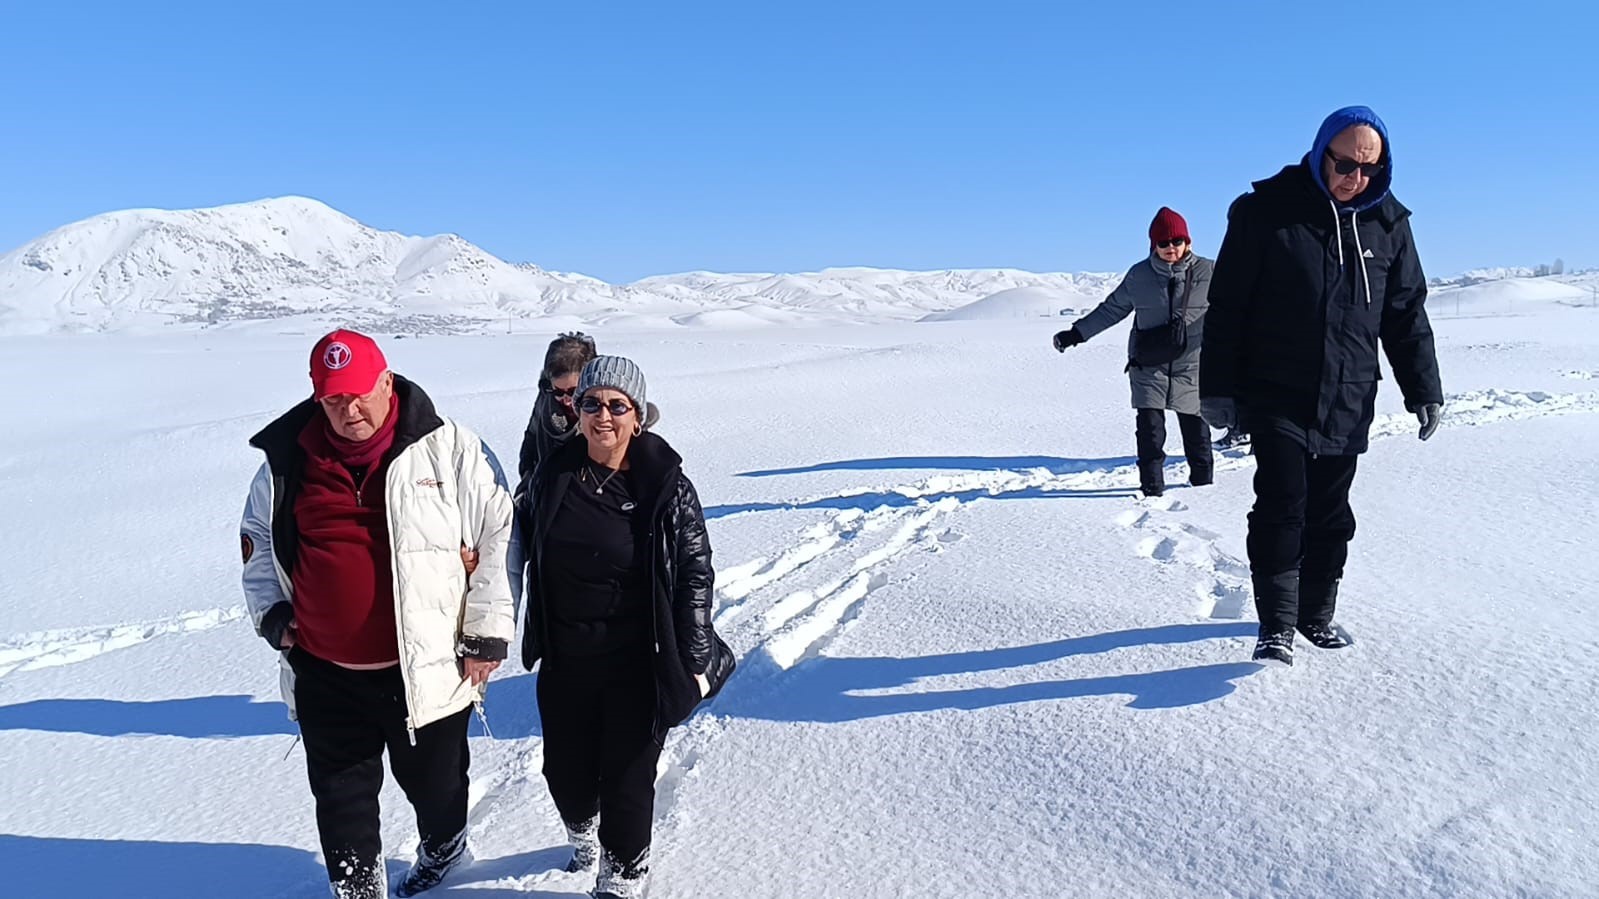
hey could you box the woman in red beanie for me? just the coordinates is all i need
[1053,207,1215,496]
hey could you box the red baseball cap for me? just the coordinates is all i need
[309,329,388,400]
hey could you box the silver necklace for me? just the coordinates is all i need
[584,462,622,495]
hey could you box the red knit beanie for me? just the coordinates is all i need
[1149,207,1190,246]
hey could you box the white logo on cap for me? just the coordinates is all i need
[323,342,353,370]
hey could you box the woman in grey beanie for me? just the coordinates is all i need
[513,355,733,899]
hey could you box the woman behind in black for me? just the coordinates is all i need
[517,331,597,481]
[514,354,732,899]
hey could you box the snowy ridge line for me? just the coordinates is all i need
[0,606,247,678]
[1371,386,1599,440]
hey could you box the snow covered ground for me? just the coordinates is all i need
[1,291,1596,897]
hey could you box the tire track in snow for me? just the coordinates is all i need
[711,513,864,628]
[761,500,956,669]
[0,606,247,678]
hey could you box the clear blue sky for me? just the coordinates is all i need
[3,1,1594,282]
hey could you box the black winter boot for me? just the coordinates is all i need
[1298,623,1352,649]
[593,846,649,899]
[395,830,469,897]
[1297,578,1351,647]
[1252,629,1295,665]
[1250,570,1299,665]
[1137,460,1165,497]
[329,862,387,899]
[1251,570,1300,636]
[563,815,599,874]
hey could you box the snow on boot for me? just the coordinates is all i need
[563,815,600,874]
[592,846,649,899]
[1252,630,1295,665]
[328,862,386,899]
[395,830,469,897]
[1298,622,1353,649]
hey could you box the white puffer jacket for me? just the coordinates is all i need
[240,377,515,735]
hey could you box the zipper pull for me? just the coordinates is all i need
[406,719,417,747]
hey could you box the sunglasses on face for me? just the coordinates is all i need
[1156,238,1188,249]
[1325,150,1384,178]
[546,384,576,400]
[578,397,634,417]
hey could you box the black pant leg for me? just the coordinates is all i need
[385,695,472,858]
[1176,413,1213,484]
[1134,408,1167,493]
[1246,428,1312,576]
[596,656,662,864]
[291,648,388,895]
[1246,429,1313,632]
[1299,453,1360,625]
[537,659,605,826]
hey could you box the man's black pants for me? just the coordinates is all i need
[290,646,471,894]
[1246,426,1360,631]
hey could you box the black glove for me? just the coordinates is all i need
[1052,328,1085,352]
[260,601,295,651]
[1414,403,1442,441]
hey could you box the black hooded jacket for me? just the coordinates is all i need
[1201,161,1443,454]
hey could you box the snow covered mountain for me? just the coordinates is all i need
[0,198,608,335]
[4,196,1588,336]
[0,198,1120,335]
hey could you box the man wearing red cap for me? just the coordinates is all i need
[1054,206,1215,497]
[240,329,515,898]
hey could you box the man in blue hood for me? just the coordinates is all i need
[1199,106,1444,665]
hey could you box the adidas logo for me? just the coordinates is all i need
[1362,249,1375,258]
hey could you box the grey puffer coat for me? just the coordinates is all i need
[1073,252,1213,414]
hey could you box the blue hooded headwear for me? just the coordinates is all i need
[1309,105,1392,213]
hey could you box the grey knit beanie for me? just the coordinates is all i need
[577,355,648,422]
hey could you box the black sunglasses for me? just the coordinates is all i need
[546,384,576,400]
[578,397,634,417]
[1156,238,1188,249]
[1325,150,1384,178]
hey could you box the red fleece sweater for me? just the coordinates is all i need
[291,421,399,665]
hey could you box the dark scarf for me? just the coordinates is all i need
[319,392,401,471]
[1148,247,1195,278]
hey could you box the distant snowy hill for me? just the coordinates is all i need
[0,198,1117,335]
[1,196,1591,335]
